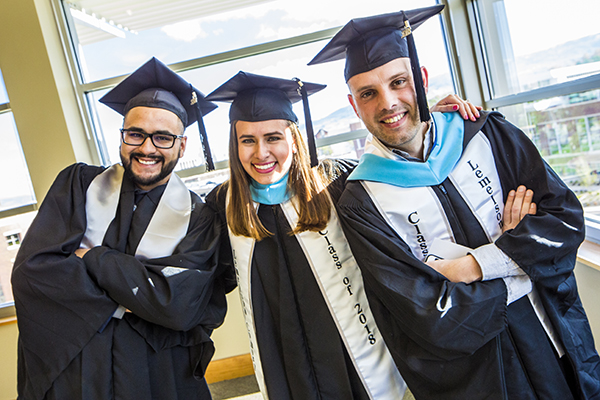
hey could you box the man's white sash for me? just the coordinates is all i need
[227,192,406,400]
[362,131,563,354]
[362,132,504,262]
[82,164,192,259]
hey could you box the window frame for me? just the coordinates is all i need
[465,0,600,109]
[0,80,38,217]
[0,71,37,315]
[39,0,600,285]
[51,0,346,172]
[4,230,22,249]
[454,0,600,243]
[0,104,38,220]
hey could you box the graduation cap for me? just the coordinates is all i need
[205,71,326,167]
[308,4,444,122]
[99,57,218,171]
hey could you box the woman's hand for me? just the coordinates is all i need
[431,94,482,121]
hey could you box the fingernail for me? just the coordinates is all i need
[475,112,480,118]
[518,186,525,192]
[453,105,459,110]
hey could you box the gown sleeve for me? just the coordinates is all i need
[337,183,509,360]
[11,163,120,398]
[81,191,237,332]
[481,113,585,293]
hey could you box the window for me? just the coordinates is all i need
[0,68,38,311]
[0,212,36,308]
[475,0,600,98]
[472,0,600,238]
[58,0,453,174]
[0,67,36,213]
[4,231,21,248]
[0,111,37,213]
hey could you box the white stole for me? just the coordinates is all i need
[362,131,563,354]
[82,164,192,260]
[362,132,504,259]
[227,191,406,400]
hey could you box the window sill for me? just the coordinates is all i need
[577,240,600,273]
[0,316,17,327]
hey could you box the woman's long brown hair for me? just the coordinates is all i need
[225,120,333,240]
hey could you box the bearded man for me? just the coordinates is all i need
[12,57,235,400]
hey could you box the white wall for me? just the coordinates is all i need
[574,262,600,351]
[211,288,251,359]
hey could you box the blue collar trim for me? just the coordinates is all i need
[250,173,291,205]
[348,112,465,187]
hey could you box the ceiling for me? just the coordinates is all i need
[64,0,273,45]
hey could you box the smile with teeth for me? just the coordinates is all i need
[382,113,406,124]
[253,161,276,171]
[136,158,160,165]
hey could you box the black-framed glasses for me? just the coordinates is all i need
[120,129,184,149]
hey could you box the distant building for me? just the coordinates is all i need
[0,212,37,305]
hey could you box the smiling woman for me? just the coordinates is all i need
[201,71,409,399]
[235,119,296,185]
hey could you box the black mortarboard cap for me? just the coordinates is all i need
[99,57,218,170]
[205,71,326,167]
[308,5,444,122]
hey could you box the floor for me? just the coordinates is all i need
[208,374,261,400]
[207,374,416,400]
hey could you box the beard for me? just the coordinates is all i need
[367,107,422,150]
[121,151,179,189]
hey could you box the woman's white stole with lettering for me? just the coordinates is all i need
[227,189,406,400]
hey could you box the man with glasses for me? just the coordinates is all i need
[12,57,235,399]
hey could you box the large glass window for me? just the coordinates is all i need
[0,68,37,311]
[63,0,453,172]
[0,212,37,308]
[474,0,600,233]
[476,0,600,97]
[0,112,37,212]
[64,0,451,84]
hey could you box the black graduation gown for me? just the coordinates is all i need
[206,160,371,400]
[12,163,236,400]
[337,112,600,399]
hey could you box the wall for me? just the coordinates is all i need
[575,262,600,342]
[212,289,251,360]
[0,319,17,400]
[0,0,92,202]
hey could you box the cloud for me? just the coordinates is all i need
[255,22,329,40]
[201,1,278,23]
[161,20,207,42]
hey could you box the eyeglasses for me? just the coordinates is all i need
[120,129,184,149]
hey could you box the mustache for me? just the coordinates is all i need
[129,152,164,161]
[376,108,405,121]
